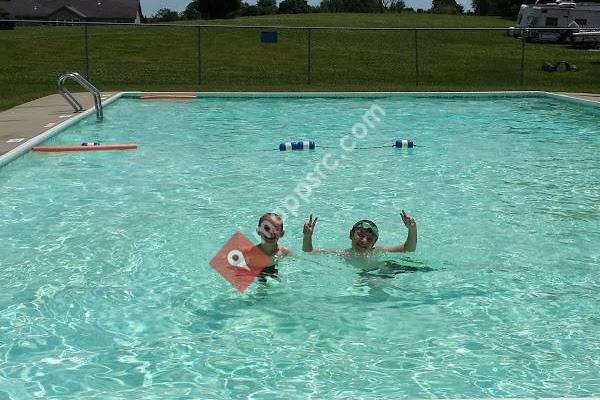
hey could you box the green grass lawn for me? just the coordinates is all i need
[1,12,599,111]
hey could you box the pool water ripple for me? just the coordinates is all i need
[0,95,598,398]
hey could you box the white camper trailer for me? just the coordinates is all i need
[508,0,600,42]
[571,29,600,43]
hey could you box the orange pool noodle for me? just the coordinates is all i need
[140,94,196,100]
[32,144,137,152]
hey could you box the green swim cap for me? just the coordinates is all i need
[352,220,379,238]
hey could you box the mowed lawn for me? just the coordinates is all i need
[1,12,599,110]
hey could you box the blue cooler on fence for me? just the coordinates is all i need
[261,31,278,44]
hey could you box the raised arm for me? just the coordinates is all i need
[302,214,318,252]
[377,210,417,253]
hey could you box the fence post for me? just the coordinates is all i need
[414,30,420,87]
[84,24,90,80]
[197,26,202,85]
[520,35,526,87]
[307,28,312,85]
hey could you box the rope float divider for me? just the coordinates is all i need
[394,139,414,148]
[279,141,316,151]
[278,139,416,151]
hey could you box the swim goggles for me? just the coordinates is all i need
[352,220,379,238]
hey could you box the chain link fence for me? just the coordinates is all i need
[1,20,598,105]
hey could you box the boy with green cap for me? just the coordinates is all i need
[301,210,417,254]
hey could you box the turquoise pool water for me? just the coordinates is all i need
[0,95,599,399]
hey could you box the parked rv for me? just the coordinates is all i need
[571,29,600,44]
[508,0,600,42]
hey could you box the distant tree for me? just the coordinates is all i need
[472,0,489,14]
[311,3,323,12]
[0,7,15,30]
[473,0,533,16]
[243,5,260,15]
[431,0,463,13]
[182,2,202,19]
[257,0,278,14]
[279,0,311,14]
[243,4,259,15]
[240,0,278,15]
[193,0,243,19]
[320,0,385,12]
[319,0,341,12]
[153,8,180,21]
[493,0,528,16]
[386,0,406,12]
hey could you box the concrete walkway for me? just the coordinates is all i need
[563,92,600,102]
[0,92,116,156]
[0,91,598,157]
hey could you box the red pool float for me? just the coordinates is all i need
[32,143,137,152]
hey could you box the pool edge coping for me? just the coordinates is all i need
[0,92,124,168]
[0,90,597,169]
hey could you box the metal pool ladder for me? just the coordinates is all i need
[57,72,103,121]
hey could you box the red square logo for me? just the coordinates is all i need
[209,231,270,292]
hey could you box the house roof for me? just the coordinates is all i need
[0,0,143,20]
[49,5,87,18]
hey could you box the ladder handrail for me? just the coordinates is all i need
[58,74,84,112]
[57,72,103,121]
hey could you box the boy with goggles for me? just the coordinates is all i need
[255,212,293,281]
[302,210,417,254]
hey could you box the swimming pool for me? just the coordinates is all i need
[0,93,599,398]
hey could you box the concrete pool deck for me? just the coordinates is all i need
[0,92,117,156]
[0,91,599,157]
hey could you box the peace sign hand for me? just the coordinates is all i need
[401,210,416,229]
[303,214,318,236]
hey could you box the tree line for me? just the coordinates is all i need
[0,7,16,29]
[471,0,532,17]
[150,0,472,22]
[0,0,548,26]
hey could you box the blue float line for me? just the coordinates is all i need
[259,145,422,151]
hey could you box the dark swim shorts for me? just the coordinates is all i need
[376,260,433,278]
[257,264,279,283]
